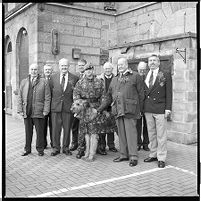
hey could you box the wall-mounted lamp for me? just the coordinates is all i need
[72,48,81,59]
[51,29,59,55]
[22,30,27,35]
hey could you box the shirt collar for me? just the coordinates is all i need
[104,74,113,79]
[150,67,159,74]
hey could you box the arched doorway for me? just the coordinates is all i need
[5,36,13,113]
[16,28,29,89]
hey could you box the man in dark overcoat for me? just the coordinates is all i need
[97,58,144,167]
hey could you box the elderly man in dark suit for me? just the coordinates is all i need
[143,54,172,168]
[49,58,79,156]
[17,63,51,156]
[97,58,144,167]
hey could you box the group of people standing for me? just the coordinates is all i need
[17,54,172,168]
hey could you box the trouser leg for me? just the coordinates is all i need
[62,112,73,152]
[51,113,62,152]
[124,118,138,160]
[98,134,106,150]
[48,113,53,147]
[107,133,115,149]
[24,117,33,152]
[142,115,149,146]
[43,115,48,148]
[155,114,167,161]
[33,118,45,153]
[71,117,79,146]
[116,117,129,158]
[136,117,142,146]
[145,113,157,158]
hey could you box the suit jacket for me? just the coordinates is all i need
[98,69,144,119]
[143,69,172,114]
[49,72,79,113]
[17,74,51,118]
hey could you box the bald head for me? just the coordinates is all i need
[117,57,128,74]
[59,58,69,75]
[137,61,147,76]
[29,63,38,78]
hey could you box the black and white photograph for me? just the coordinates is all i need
[3,2,198,198]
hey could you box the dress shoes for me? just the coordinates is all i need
[21,151,31,156]
[144,157,158,162]
[69,143,78,151]
[143,145,150,151]
[129,160,138,167]
[97,148,107,155]
[38,152,44,156]
[113,157,129,162]
[158,161,165,168]
[76,151,85,159]
[109,147,118,152]
[51,151,60,156]
[63,150,72,155]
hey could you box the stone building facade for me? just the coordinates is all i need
[4,2,197,144]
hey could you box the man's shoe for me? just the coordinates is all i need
[38,152,44,156]
[69,144,78,151]
[76,151,85,159]
[51,151,60,156]
[97,148,107,155]
[137,145,141,151]
[129,160,138,167]
[143,145,150,151]
[21,151,31,156]
[144,157,158,162]
[63,150,72,155]
[113,157,129,162]
[158,161,165,168]
[109,147,118,152]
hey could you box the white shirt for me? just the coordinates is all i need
[60,73,68,91]
[104,74,113,79]
[145,68,159,88]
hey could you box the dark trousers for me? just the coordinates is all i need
[136,114,149,146]
[116,117,138,159]
[98,133,115,150]
[24,117,45,153]
[51,112,73,152]
[44,113,52,148]
[71,117,79,146]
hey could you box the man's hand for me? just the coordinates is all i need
[43,112,48,116]
[19,112,24,117]
[164,110,171,119]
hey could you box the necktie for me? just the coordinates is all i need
[149,70,154,88]
[61,74,65,91]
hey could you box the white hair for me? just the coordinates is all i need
[103,62,113,69]
[59,58,69,65]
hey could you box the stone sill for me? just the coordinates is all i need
[108,32,197,50]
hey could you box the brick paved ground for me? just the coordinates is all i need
[4,115,198,198]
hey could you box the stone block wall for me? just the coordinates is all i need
[114,2,197,46]
[37,3,116,75]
